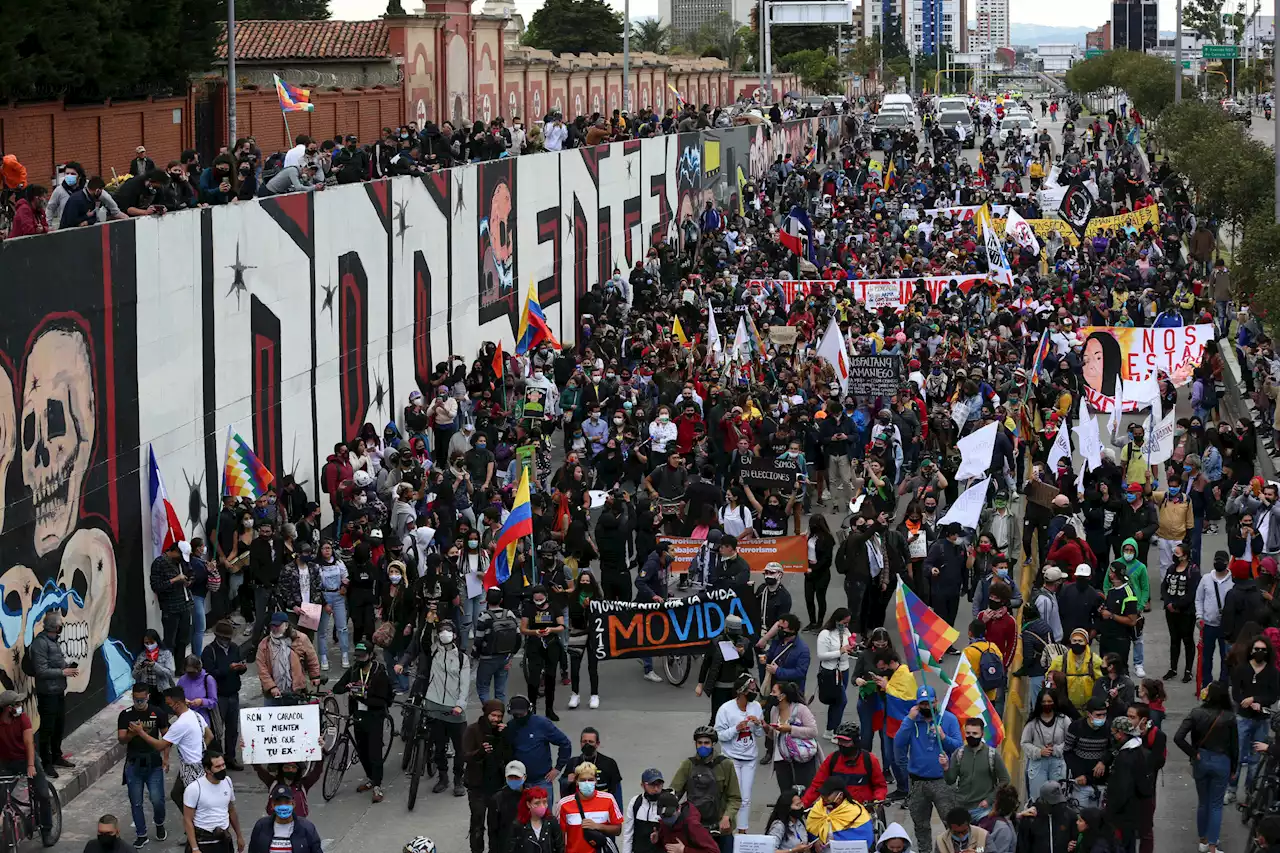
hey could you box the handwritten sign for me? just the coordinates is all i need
[734,836,778,853]
[847,355,903,397]
[768,325,799,346]
[830,841,869,853]
[240,704,321,764]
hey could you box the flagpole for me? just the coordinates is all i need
[282,104,292,147]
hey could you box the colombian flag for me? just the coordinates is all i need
[1030,328,1052,385]
[882,665,920,739]
[515,278,560,356]
[895,583,959,681]
[943,653,1005,747]
[222,431,274,500]
[273,74,315,113]
[805,798,876,850]
[484,467,533,589]
[149,446,185,559]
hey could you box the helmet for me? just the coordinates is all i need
[833,722,861,743]
[353,470,374,488]
[693,725,718,742]
[404,839,436,853]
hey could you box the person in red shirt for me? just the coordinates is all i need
[801,722,888,807]
[557,761,622,853]
[0,690,52,842]
[7,186,48,240]
[1045,525,1098,572]
[978,581,1019,669]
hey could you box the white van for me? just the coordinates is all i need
[881,93,914,116]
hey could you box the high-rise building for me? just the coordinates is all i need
[1111,0,1157,51]
[905,0,965,53]
[971,0,1009,54]
[658,0,755,38]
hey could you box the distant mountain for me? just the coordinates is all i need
[1010,23,1095,45]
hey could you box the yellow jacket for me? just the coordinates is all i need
[1153,490,1194,540]
[964,640,1002,701]
[1049,648,1104,708]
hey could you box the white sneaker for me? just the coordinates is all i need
[1134,664,1146,678]
[822,730,833,742]
[589,695,600,709]
[1199,844,1210,853]
[341,654,350,668]
[321,659,330,672]
[643,671,663,683]
[1224,789,1236,805]
[568,693,581,709]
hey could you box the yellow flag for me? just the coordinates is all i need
[673,317,689,346]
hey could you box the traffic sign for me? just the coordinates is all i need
[1086,48,1104,58]
[1202,44,1240,59]
[1181,60,1192,68]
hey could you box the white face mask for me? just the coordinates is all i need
[438,631,455,645]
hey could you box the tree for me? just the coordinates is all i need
[778,49,841,93]
[1234,215,1280,321]
[1182,0,1227,42]
[845,36,881,77]
[630,17,670,53]
[523,0,624,55]
[1065,51,1118,96]
[235,0,328,17]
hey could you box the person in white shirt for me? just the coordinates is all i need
[131,687,212,791]
[713,673,765,831]
[815,608,854,739]
[620,768,667,853]
[1195,551,1235,684]
[544,117,568,152]
[182,749,245,853]
[719,490,754,538]
[648,408,678,455]
[282,136,311,170]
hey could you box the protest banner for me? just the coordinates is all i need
[740,454,806,494]
[587,588,757,660]
[864,281,901,310]
[661,534,809,574]
[240,705,321,764]
[847,355,903,397]
[767,325,799,346]
[1077,324,1213,412]
[923,205,1009,222]
[756,274,988,309]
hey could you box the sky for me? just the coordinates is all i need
[328,0,1169,38]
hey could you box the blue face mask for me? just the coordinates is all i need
[63,174,77,187]
[578,781,596,797]
[1125,493,1138,503]
[506,778,524,791]
[1168,487,1180,496]
[273,805,294,820]
[696,745,713,759]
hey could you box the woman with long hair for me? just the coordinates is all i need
[765,789,808,852]
[1021,687,1069,796]
[1228,635,1279,804]
[768,680,820,793]
[567,571,601,709]
[805,515,836,631]
[815,608,855,740]
[1174,681,1239,853]
[1226,621,1264,674]
[1075,807,1118,853]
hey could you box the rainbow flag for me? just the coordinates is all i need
[515,278,560,355]
[484,467,533,589]
[222,431,274,500]
[274,74,315,113]
[942,653,1005,747]
[895,583,959,682]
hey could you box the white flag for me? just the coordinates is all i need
[1145,407,1177,466]
[816,315,851,396]
[1073,410,1102,472]
[1122,376,1161,411]
[980,207,1013,287]
[1004,209,1041,255]
[956,421,998,481]
[732,316,749,361]
[938,476,991,531]
[1047,423,1073,472]
[706,300,722,355]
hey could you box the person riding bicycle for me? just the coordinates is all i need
[0,690,53,844]
[802,722,888,807]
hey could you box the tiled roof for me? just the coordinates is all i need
[217,20,390,62]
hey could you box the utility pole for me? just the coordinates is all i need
[1274,0,1279,221]
[228,0,238,146]
[1174,0,1183,101]
[622,0,631,113]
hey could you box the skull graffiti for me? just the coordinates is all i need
[54,528,117,693]
[0,565,43,728]
[0,359,15,532]
[21,324,95,557]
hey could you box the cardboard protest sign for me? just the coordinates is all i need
[740,454,805,494]
[587,588,757,660]
[847,355,903,397]
[240,705,321,764]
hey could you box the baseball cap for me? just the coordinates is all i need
[1043,566,1068,582]
[0,690,24,707]
[270,785,295,801]
[1126,482,1144,494]
[505,760,527,778]
[270,612,289,626]
[641,768,665,784]
[656,791,680,818]
[915,685,937,703]
[1074,563,1092,577]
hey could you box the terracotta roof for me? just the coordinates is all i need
[217,20,390,62]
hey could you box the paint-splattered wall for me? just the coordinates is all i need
[0,117,839,730]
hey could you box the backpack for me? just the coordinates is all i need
[952,744,996,778]
[21,645,35,678]
[1200,379,1218,410]
[976,647,1006,691]
[487,611,521,656]
[685,756,725,826]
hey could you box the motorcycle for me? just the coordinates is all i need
[1266,106,1273,120]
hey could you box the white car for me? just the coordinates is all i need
[999,115,1037,141]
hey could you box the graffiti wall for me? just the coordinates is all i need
[0,118,826,728]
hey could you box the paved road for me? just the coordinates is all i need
[51,123,1266,853]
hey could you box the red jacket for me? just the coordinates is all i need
[801,749,888,807]
[321,453,353,506]
[981,611,1019,667]
[1045,536,1098,571]
[8,199,47,239]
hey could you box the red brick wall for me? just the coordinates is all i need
[229,86,402,152]
[0,97,191,185]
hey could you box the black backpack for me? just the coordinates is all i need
[685,757,725,826]
[20,648,35,678]
[487,611,521,656]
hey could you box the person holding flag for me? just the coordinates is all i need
[893,684,963,850]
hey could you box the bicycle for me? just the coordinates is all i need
[319,708,397,801]
[661,580,707,687]
[0,774,61,851]
[393,693,433,810]
[859,799,888,838]
[1061,778,1107,812]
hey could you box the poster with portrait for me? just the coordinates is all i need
[1078,325,1214,412]
[478,159,517,326]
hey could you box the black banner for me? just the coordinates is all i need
[848,355,903,397]
[740,454,805,494]
[587,589,757,660]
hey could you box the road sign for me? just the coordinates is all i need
[1086,48,1104,58]
[1202,44,1240,59]
[1181,60,1192,68]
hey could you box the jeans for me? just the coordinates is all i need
[317,591,349,664]
[1195,749,1231,844]
[461,593,484,654]
[826,669,849,731]
[1026,755,1066,798]
[217,693,240,761]
[191,596,207,658]
[124,762,166,838]
[1201,622,1229,684]
[1234,715,1270,790]
[476,655,510,702]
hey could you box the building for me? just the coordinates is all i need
[905,0,965,54]
[1085,22,1111,51]
[657,0,756,37]
[862,0,905,43]
[1036,42,1079,72]
[1111,0,1157,52]
[971,0,1009,54]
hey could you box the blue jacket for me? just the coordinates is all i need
[503,714,572,779]
[249,817,323,853]
[763,635,810,687]
[892,711,962,779]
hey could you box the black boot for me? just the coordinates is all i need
[433,777,449,794]
[544,682,559,722]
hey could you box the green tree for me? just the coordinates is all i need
[523,0,624,55]
[630,17,670,53]
[1112,51,1175,116]
[778,48,841,93]
[844,36,881,77]
[1065,50,1118,96]
[1234,215,1280,320]
[1182,0,1227,42]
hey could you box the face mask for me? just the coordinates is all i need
[532,804,548,818]
[64,174,78,187]
[578,780,596,797]
[765,576,780,586]
[965,735,982,748]
[243,519,254,529]
[661,815,679,827]
[97,834,118,850]
[1123,551,1135,563]
[1168,487,1180,496]
[1254,650,1269,663]
[468,540,480,549]
[212,769,228,781]
[838,743,859,757]
[438,631,455,645]
[1089,717,1106,729]
[744,691,759,702]
[581,744,597,757]
[696,745,714,758]
[1070,643,1086,654]
[1125,493,1138,504]
[144,642,158,652]
[644,791,660,802]
[507,778,524,791]
[919,706,933,719]
[274,805,294,820]
[658,414,669,423]
[950,835,969,846]
[476,443,487,450]
[533,598,547,609]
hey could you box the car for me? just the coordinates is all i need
[870,110,912,146]
[936,110,976,148]
[999,115,1037,141]
[936,97,969,115]
[1222,100,1252,122]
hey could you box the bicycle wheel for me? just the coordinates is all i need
[1,811,16,853]
[382,714,396,761]
[320,698,341,753]
[322,737,351,801]
[407,739,428,811]
[664,655,690,686]
[40,785,62,847]
[401,721,417,771]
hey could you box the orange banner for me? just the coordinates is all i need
[661,535,809,573]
